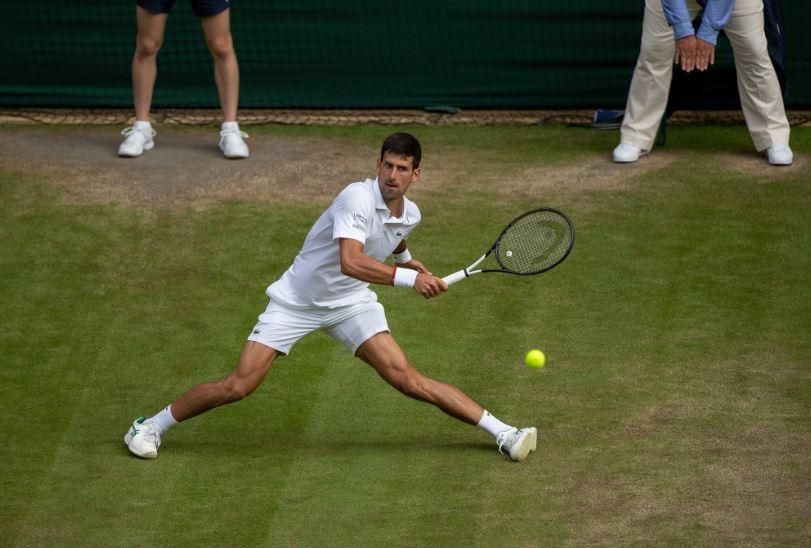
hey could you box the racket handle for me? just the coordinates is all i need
[442,269,468,286]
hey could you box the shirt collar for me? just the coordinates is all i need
[371,178,388,211]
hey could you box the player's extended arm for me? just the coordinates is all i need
[338,238,446,298]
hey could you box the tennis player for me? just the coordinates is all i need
[124,133,537,461]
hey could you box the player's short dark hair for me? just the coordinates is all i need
[380,132,421,169]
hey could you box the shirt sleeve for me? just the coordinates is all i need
[331,184,374,244]
[661,0,696,41]
[696,0,735,45]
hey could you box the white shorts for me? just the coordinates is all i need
[247,298,390,356]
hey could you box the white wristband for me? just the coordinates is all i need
[393,267,418,288]
[392,248,412,264]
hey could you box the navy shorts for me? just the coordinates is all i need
[137,0,231,17]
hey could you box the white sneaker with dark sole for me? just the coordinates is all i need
[118,126,156,157]
[612,143,647,163]
[496,427,537,462]
[766,144,793,166]
[219,128,250,159]
[124,417,162,459]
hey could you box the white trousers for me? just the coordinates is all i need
[621,0,790,151]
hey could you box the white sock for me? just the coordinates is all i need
[221,121,240,131]
[149,405,178,434]
[133,120,152,130]
[476,410,513,439]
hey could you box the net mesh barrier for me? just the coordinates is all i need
[1,1,809,109]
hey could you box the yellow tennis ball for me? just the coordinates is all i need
[525,349,545,369]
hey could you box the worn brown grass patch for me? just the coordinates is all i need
[716,150,808,182]
[559,401,810,545]
[1,126,682,211]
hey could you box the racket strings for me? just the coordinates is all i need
[496,211,572,274]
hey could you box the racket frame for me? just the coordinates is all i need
[442,207,574,286]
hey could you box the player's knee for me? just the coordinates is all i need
[135,36,162,57]
[207,35,234,59]
[220,378,255,403]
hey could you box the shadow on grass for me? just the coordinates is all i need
[115,437,495,460]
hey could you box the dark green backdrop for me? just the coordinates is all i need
[1,1,808,109]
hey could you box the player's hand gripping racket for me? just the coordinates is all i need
[442,208,574,286]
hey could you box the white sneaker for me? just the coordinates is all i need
[612,143,646,163]
[496,427,537,462]
[767,144,793,166]
[219,127,250,159]
[118,126,156,157]
[124,417,162,459]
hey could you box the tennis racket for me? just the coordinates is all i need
[442,208,574,286]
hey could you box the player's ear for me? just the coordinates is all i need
[412,167,421,181]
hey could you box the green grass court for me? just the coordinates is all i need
[1,124,809,545]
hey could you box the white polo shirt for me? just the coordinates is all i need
[266,178,421,309]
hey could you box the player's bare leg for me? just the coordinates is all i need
[132,7,167,122]
[200,9,249,158]
[356,332,484,424]
[124,342,277,458]
[356,332,536,461]
[200,10,239,122]
[119,7,166,157]
[171,341,278,421]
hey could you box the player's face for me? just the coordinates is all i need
[376,151,420,205]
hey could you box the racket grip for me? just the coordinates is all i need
[442,269,468,286]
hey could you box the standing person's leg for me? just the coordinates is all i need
[614,0,702,162]
[199,7,250,158]
[119,5,168,157]
[723,0,792,164]
[615,0,676,161]
[124,341,278,458]
[200,9,239,123]
[355,332,537,461]
[132,6,168,122]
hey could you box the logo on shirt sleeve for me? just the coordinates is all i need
[351,212,369,231]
